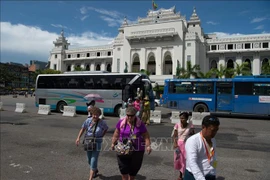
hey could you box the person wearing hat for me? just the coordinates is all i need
[141,96,150,125]
[184,115,220,180]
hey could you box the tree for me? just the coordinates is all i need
[0,64,15,85]
[261,61,270,75]
[74,66,85,71]
[234,62,252,76]
[124,62,128,73]
[140,69,151,76]
[178,61,200,78]
[213,64,226,78]
[198,69,216,78]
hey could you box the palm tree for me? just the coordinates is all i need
[74,66,84,71]
[261,60,270,75]
[140,69,151,76]
[234,62,252,76]
[178,61,200,79]
[213,64,226,78]
[198,68,216,78]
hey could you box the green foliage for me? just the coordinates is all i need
[124,62,128,73]
[73,66,85,71]
[140,69,151,76]
[261,60,270,75]
[234,62,252,76]
[178,61,200,78]
[0,64,15,83]
[198,69,216,78]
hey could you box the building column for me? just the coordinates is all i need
[140,48,146,70]
[218,53,225,69]
[81,62,85,70]
[101,60,105,71]
[253,52,261,75]
[90,62,95,71]
[156,47,162,75]
[71,64,75,71]
[236,53,242,66]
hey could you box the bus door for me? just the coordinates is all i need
[216,82,233,111]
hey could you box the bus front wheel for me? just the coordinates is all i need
[57,101,67,113]
[194,103,208,112]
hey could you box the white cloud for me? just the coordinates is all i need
[251,17,267,23]
[254,25,264,30]
[51,24,68,29]
[206,21,218,25]
[210,32,245,38]
[0,22,115,63]
[79,6,137,26]
[81,15,89,21]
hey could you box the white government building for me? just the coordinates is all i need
[48,6,270,85]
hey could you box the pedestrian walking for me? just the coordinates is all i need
[184,115,220,180]
[141,96,150,125]
[111,106,152,180]
[172,112,195,180]
[75,107,109,180]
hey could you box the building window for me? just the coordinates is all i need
[68,54,71,58]
[211,45,217,50]
[187,43,191,47]
[55,54,57,58]
[262,42,269,48]
[245,43,251,49]
[87,53,90,57]
[187,55,191,61]
[97,52,100,56]
[107,51,111,56]
[77,54,80,58]
[228,44,234,50]
[117,58,120,72]
[67,65,71,71]
[53,64,57,70]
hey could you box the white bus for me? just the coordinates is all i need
[35,72,155,116]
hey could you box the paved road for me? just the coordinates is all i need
[0,95,270,180]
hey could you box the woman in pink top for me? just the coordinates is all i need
[172,112,195,180]
[133,97,140,114]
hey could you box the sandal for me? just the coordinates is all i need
[93,170,99,178]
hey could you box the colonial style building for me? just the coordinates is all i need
[48,6,270,85]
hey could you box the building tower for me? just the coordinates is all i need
[49,30,70,71]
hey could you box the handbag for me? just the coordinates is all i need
[114,121,135,156]
[83,120,98,151]
[114,139,134,156]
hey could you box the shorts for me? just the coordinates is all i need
[117,151,145,176]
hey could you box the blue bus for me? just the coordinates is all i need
[161,76,270,116]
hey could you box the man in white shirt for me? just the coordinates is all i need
[184,115,220,180]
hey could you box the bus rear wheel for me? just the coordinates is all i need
[57,101,67,113]
[194,103,208,112]
[114,105,122,117]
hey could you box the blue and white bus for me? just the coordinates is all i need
[35,72,155,116]
[161,76,270,116]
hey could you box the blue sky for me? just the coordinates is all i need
[1,1,270,65]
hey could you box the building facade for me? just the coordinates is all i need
[48,6,270,85]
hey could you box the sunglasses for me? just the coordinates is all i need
[127,114,135,117]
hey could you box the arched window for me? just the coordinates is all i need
[227,59,234,68]
[211,60,217,69]
[96,64,101,71]
[106,64,111,72]
[67,65,71,71]
[85,64,90,71]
